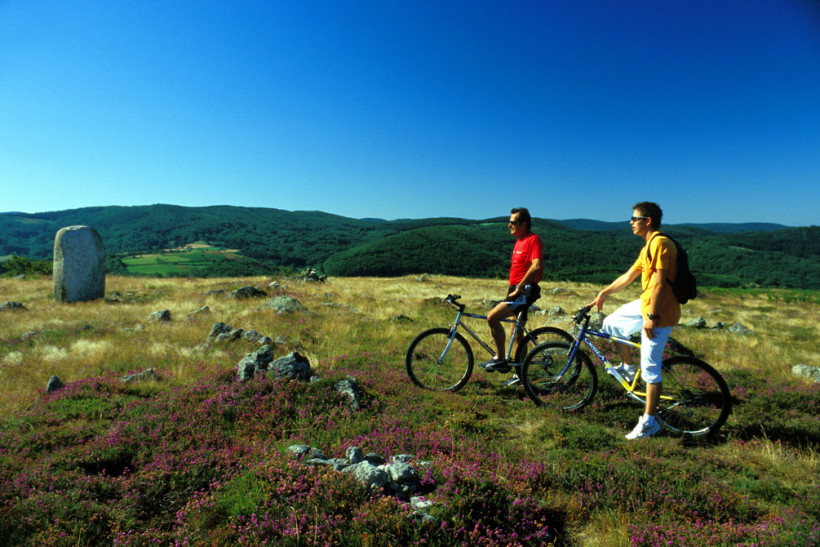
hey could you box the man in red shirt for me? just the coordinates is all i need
[479,208,543,380]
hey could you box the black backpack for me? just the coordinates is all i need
[646,233,698,304]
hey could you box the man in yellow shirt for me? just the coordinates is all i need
[589,202,680,440]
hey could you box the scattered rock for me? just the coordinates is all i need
[792,364,820,383]
[270,352,312,381]
[258,296,308,314]
[236,345,275,380]
[288,445,325,460]
[346,446,364,464]
[298,268,326,282]
[215,328,245,343]
[686,317,707,329]
[205,289,225,296]
[243,329,264,343]
[548,305,565,316]
[186,305,210,318]
[208,322,232,340]
[391,314,413,323]
[336,376,363,410]
[343,461,391,492]
[0,301,27,311]
[147,309,171,322]
[230,286,267,299]
[728,322,754,335]
[46,375,64,393]
[589,312,606,331]
[289,444,430,506]
[120,368,161,383]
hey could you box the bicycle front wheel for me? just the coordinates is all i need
[656,356,732,436]
[514,326,575,364]
[405,328,474,392]
[521,341,597,410]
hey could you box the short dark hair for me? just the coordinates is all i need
[632,201,663,228]
[511,207,532,230]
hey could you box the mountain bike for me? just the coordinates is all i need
[405,294,574,392]
[520,305,732,436]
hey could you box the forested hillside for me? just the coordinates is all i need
[1,205,817,289]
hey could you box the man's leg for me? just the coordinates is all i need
[601,300,643,373]
[487,303,514,361]
[645,382,662,416]
[626,325,672,440]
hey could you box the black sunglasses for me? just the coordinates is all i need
[508,219,523,225]
[630,216,649,222]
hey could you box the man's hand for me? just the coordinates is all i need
[589,292,606,311]
[643,317,656,339]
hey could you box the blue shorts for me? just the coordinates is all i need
[505,283,541,320]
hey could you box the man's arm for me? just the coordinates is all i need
[643,267,668,339]
[590,268,641,310]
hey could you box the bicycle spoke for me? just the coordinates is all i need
[656,357,731,436]
[406,328,473,392]
[522,342,597,410]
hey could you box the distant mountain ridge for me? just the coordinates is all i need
[1,205,817,289]
[557,219,789,234]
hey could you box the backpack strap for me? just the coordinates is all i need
[645,232,667,262]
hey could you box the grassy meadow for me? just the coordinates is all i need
[119,242,241,276]
[0,274,818,545]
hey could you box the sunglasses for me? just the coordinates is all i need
[508,219,523,225]
[630,216,649,222]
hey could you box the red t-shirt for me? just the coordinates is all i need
[509,233,543,285]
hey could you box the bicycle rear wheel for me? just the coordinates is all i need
[656,356,732,436]
[514,326,575,364]
[521,341,597,410]
[405,328,474,392]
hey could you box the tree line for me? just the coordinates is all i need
[1,206,817,289]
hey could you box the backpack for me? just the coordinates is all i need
[646,233,698,304]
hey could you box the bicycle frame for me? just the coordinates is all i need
[569,322,645,402]
[445,299,533,362]
[564,309,677,404]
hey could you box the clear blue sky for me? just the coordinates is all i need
[2,0,819,226]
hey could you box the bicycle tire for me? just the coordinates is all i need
[655,356,732,436]
[521,341,598,410]
[405,328,474,392]
[514,326,575,365]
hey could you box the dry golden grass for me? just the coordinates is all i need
[1,274,818,417]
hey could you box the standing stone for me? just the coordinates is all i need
[53,226,106,303]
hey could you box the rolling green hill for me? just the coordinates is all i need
[1,205,817,289]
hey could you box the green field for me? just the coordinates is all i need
[121,245,238,275]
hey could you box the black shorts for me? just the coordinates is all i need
[505,283,541,320]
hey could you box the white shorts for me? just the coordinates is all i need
[601,300,673,384]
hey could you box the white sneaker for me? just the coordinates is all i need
[502,374,521,387]
[608,363,637,384]
[625,415,661,440]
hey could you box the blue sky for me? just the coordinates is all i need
[1,1,819,226]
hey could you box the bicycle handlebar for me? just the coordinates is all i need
[573,305,594,324]
[443,294,466,311]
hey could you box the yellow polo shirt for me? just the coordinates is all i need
[631,234,681,328]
